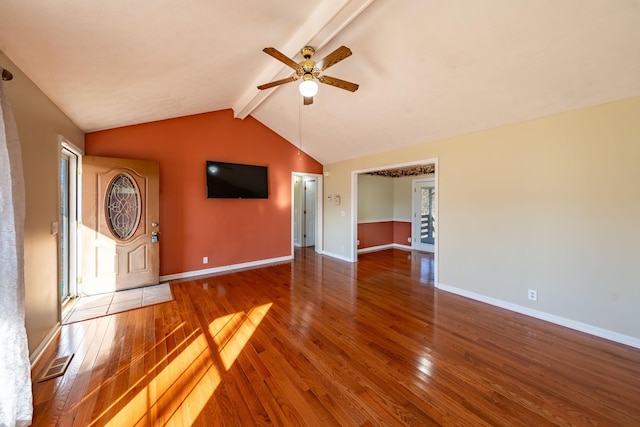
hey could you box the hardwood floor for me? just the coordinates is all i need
[31,248,640,426]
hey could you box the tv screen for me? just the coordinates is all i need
[206,161,269,199]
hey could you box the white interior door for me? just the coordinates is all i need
[412,178,436,252]
[303,179,316,247]
[293,178,301,246]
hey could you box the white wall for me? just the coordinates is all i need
[323,97,640,342]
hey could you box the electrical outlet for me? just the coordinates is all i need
[407,237,412,243]
[357,240,360,246]
[527,289,537,301]
[203,256,208,264]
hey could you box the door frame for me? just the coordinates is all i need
[302,177,317,247]
[291,172,323,254]
[412,177,436,252]
[59,136,82,307]
[351,158,439,285]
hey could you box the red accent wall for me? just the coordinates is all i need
[85,109,322,276]
[393,221,411,245]
[357,221,412,249]
[358,222,393,249]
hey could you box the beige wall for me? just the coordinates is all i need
[1,51,84,355]
[357,174,393,222]
[358,174,431,223]
[392,176,413,221]
[324,97,640,340]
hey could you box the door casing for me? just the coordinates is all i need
[303,178,316,247]
[59,139,82,307]
[412,177,436,253]
[291,172,323,254]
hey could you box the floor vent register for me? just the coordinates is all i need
[39,354,74,382]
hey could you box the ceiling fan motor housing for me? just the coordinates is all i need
[298,47,319,79]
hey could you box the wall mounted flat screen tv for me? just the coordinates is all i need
[206,161,269,199]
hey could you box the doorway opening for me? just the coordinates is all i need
[351,159,438,285]
[292,172,323,255]
[59,140,81,315]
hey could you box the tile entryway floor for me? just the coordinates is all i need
[62,283,173,324]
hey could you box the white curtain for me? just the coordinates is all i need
[0,73,33,426]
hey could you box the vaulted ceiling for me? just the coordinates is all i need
[1,1,639,164]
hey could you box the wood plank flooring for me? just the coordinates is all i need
[31,248,640,426]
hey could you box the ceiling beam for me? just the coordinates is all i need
[232,0,375,119]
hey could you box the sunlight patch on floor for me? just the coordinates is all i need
[93,303,272,425]
[211,303,272,370]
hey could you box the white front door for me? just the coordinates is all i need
[412,178,436,252]
[303,179,316,247]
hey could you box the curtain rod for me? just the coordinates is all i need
[2,68,13,81]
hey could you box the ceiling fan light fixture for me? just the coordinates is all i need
[299,79,318,97]
[258,45,358,99]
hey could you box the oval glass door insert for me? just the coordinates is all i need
[106,174,141,240]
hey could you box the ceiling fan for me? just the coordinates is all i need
[257,45,359,105]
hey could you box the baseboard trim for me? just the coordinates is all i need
[358,243,393,254]
[358,243,412,254]
[436,282,640,349]
[392,243,412,251]
[160,255,293,282]
[322,251,354,263]
[357,218,411,224]
[30,322,61,368]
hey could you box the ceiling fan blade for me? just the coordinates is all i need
[316,46,352,71]
[263,47,299,70]
[257,76,297,90]
[303,96,313,105]
[318,75,359,92]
